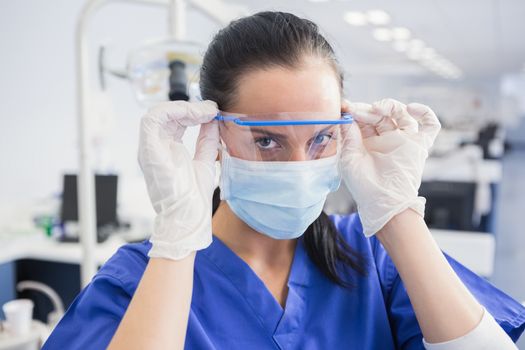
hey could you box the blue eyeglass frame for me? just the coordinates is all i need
[214,112,353,126]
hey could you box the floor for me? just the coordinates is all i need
[491,139,525,347]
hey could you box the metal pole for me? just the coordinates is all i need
[75,0,168,288]
[169,0,186,40]
[76,0,102,288]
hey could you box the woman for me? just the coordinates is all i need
[43,11,525,349]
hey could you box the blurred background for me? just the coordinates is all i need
[1,0,524,348]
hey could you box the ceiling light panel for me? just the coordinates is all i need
[341,7,463,79]
[343,11,367,26]
[366,10,391,26]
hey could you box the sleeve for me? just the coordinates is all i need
[422,307,517,350]
[41,273,131,350]
[372,237,525,349]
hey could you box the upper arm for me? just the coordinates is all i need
[41,273,131,350]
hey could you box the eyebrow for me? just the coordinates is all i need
[247,128,287,139]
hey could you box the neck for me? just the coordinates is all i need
[212,201,297,269]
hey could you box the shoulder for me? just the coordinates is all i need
[95,240,152,294]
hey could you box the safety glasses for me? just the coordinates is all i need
[217,111,351,162]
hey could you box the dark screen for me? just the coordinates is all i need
[419,181,476,231]
[60,174,118,227]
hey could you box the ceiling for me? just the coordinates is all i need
[226,0,525,82]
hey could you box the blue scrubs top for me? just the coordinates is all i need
[42,214,525,349]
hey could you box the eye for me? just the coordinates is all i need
[311,133,333,147]
[255,137,280,150]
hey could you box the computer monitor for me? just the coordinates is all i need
[419,181,476,231]
[60,174,119,228]
[477,122,500,159]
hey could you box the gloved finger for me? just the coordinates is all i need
[138,116,172,172]
[363,129,409,153]
[375,116,397,135]
[341,99,386,136]
[341,99,352,114]
[194,120,219,163]
[407,103,441,149]
[341,100,365,156]
[192,121,219,198]
[192,159,216,203]
[341,122,366,175]
[345,102,384,125]
[149,100,218,126]
[357,121,379,138]
[342,100,378,139]
[138,138,193,214]
[372,98,418,134]
[143,100,218,141]
[341,122,364,156]
[166,141,195,202]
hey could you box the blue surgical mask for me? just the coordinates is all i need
[219,150,341,239]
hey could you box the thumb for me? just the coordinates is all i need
[193,120,219,163]
[341,122,364,155]
[340,122,366,173]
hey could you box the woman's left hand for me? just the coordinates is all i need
[340,98,441,237]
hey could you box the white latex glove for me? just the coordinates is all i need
[341,98,441,237]
[138,100,219,260]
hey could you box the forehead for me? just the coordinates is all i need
[229,57,341,115]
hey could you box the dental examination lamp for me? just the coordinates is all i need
[76,0,248,287]
[99,38,205,104]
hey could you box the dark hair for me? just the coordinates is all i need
[200,11,343,110]
[202,11,367,288]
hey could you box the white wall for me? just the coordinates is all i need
[0,0,219,229]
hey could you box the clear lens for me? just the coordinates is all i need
[218,112,348,161]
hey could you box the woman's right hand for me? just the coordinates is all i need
[138,100,219,260]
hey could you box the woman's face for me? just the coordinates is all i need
[219,56,343,162]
